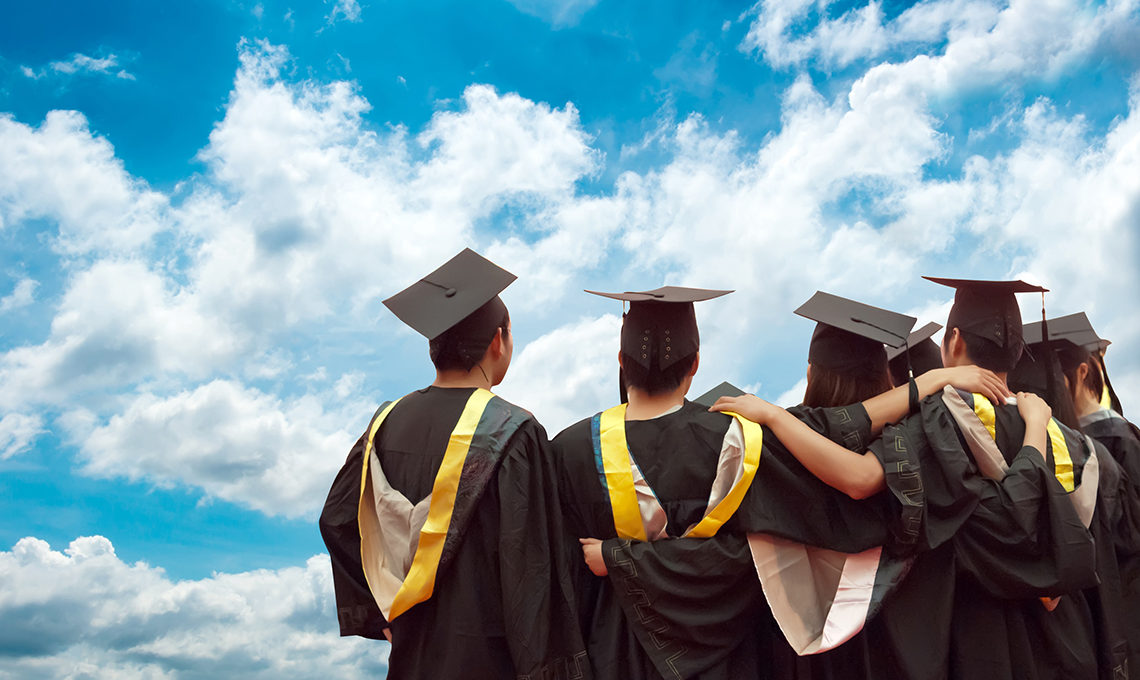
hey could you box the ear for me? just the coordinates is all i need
[688,352,700,377]
[1076,361,1090,384]
[488,327,505,360]
[617,351,624,370]
[945,328,965,362]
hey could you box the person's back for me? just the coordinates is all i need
[319,249,587,679]
[862,278,1104,680]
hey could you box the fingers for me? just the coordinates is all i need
[709,396,736,412]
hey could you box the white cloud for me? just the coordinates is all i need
[0,260,241,411]
[505,0,601,27]
[325,0,362,24]
[741,0,1135,75]
[0,412,43,459]
[495,314,622,434]
[69,380,358,518]
[0,536,386,679]
[21,52,135,81]
[0,111,167,253]
[0,277,37,312]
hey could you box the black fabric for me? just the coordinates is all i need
[1085,410,1140,676]
[807,323,889,377]
[319,387,588,680]
[888,338,943,386]
[553,400,883,680]
[855,393,1106,680]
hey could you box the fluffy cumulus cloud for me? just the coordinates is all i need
[0,111,167,252]
[741,0,1136,73]
[0,536,385,679]
[70,380,357,517]
[5,0,1140,517]
[496,314,622,434]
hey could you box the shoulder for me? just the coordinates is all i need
[551,414,597,451]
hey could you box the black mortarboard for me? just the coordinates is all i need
[692,381,745,408]
[794,291,916,378]
[1025,312,1124,415]
[1022,312,1103,350]
[887,322,943,386]
[587,286,732,371]
[383,248,516,340]
[924,277,1047,354]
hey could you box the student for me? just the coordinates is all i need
[554,286,1010,680]
[318,249,588,680]
[715,278,1103,679]
[1045,312,1140,675]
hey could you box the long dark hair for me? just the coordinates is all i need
[803,363,893,408]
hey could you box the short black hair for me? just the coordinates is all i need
[429,297,510,372]
[621,351,696,396]
[955,327,1022,373]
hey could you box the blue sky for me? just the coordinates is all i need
[2,0,1139,677]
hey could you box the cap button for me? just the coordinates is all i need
[445,288,457,298]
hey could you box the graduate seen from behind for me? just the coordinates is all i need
[715,278,1106,680]
[318,248,588,680]
[552,286,1013,680]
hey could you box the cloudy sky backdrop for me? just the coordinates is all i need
[2,0,1139,676]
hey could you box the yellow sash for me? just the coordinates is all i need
[596,403,763,540]
[358,388,496,620]
[972,394,1074,492]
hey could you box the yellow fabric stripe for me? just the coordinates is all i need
[973,393,1075,492]
[685,413,763,538]
[972,393,997,441]
[1101,383,1113,410]
[388,388,495,619]
[1047,419,1075,492]
[357,398,403,597]
[599,404,648,541]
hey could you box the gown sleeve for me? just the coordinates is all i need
[598,533,767,679]
[497,421,591,680]
[789,402,873,452]
[318,429,389,639]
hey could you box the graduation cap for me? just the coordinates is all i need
[383,248,516,340]
[692,381,745,408]
[925,277,1047,349]
[1022,312,1103,350]
[587,286,732,370]
[588,286,731,403]
[1025,312,1124,415]
[887,322,943,386]
[794,291,916,379]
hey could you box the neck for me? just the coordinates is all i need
[1074,387,1102,418]
[625,385,687,420]
[432,365,493,390]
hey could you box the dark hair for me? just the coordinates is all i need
[1057,346,1104,403]
[429,298,510,372]
[621,352,696,396]
[1008,344,1082,431]
[803,363,893,408]
[955,328,1022,373]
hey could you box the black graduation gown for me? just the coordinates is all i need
[859,392,1103,680]
[553,400,888,680]
[319,387,588,680]
[1083,408,1140,675]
